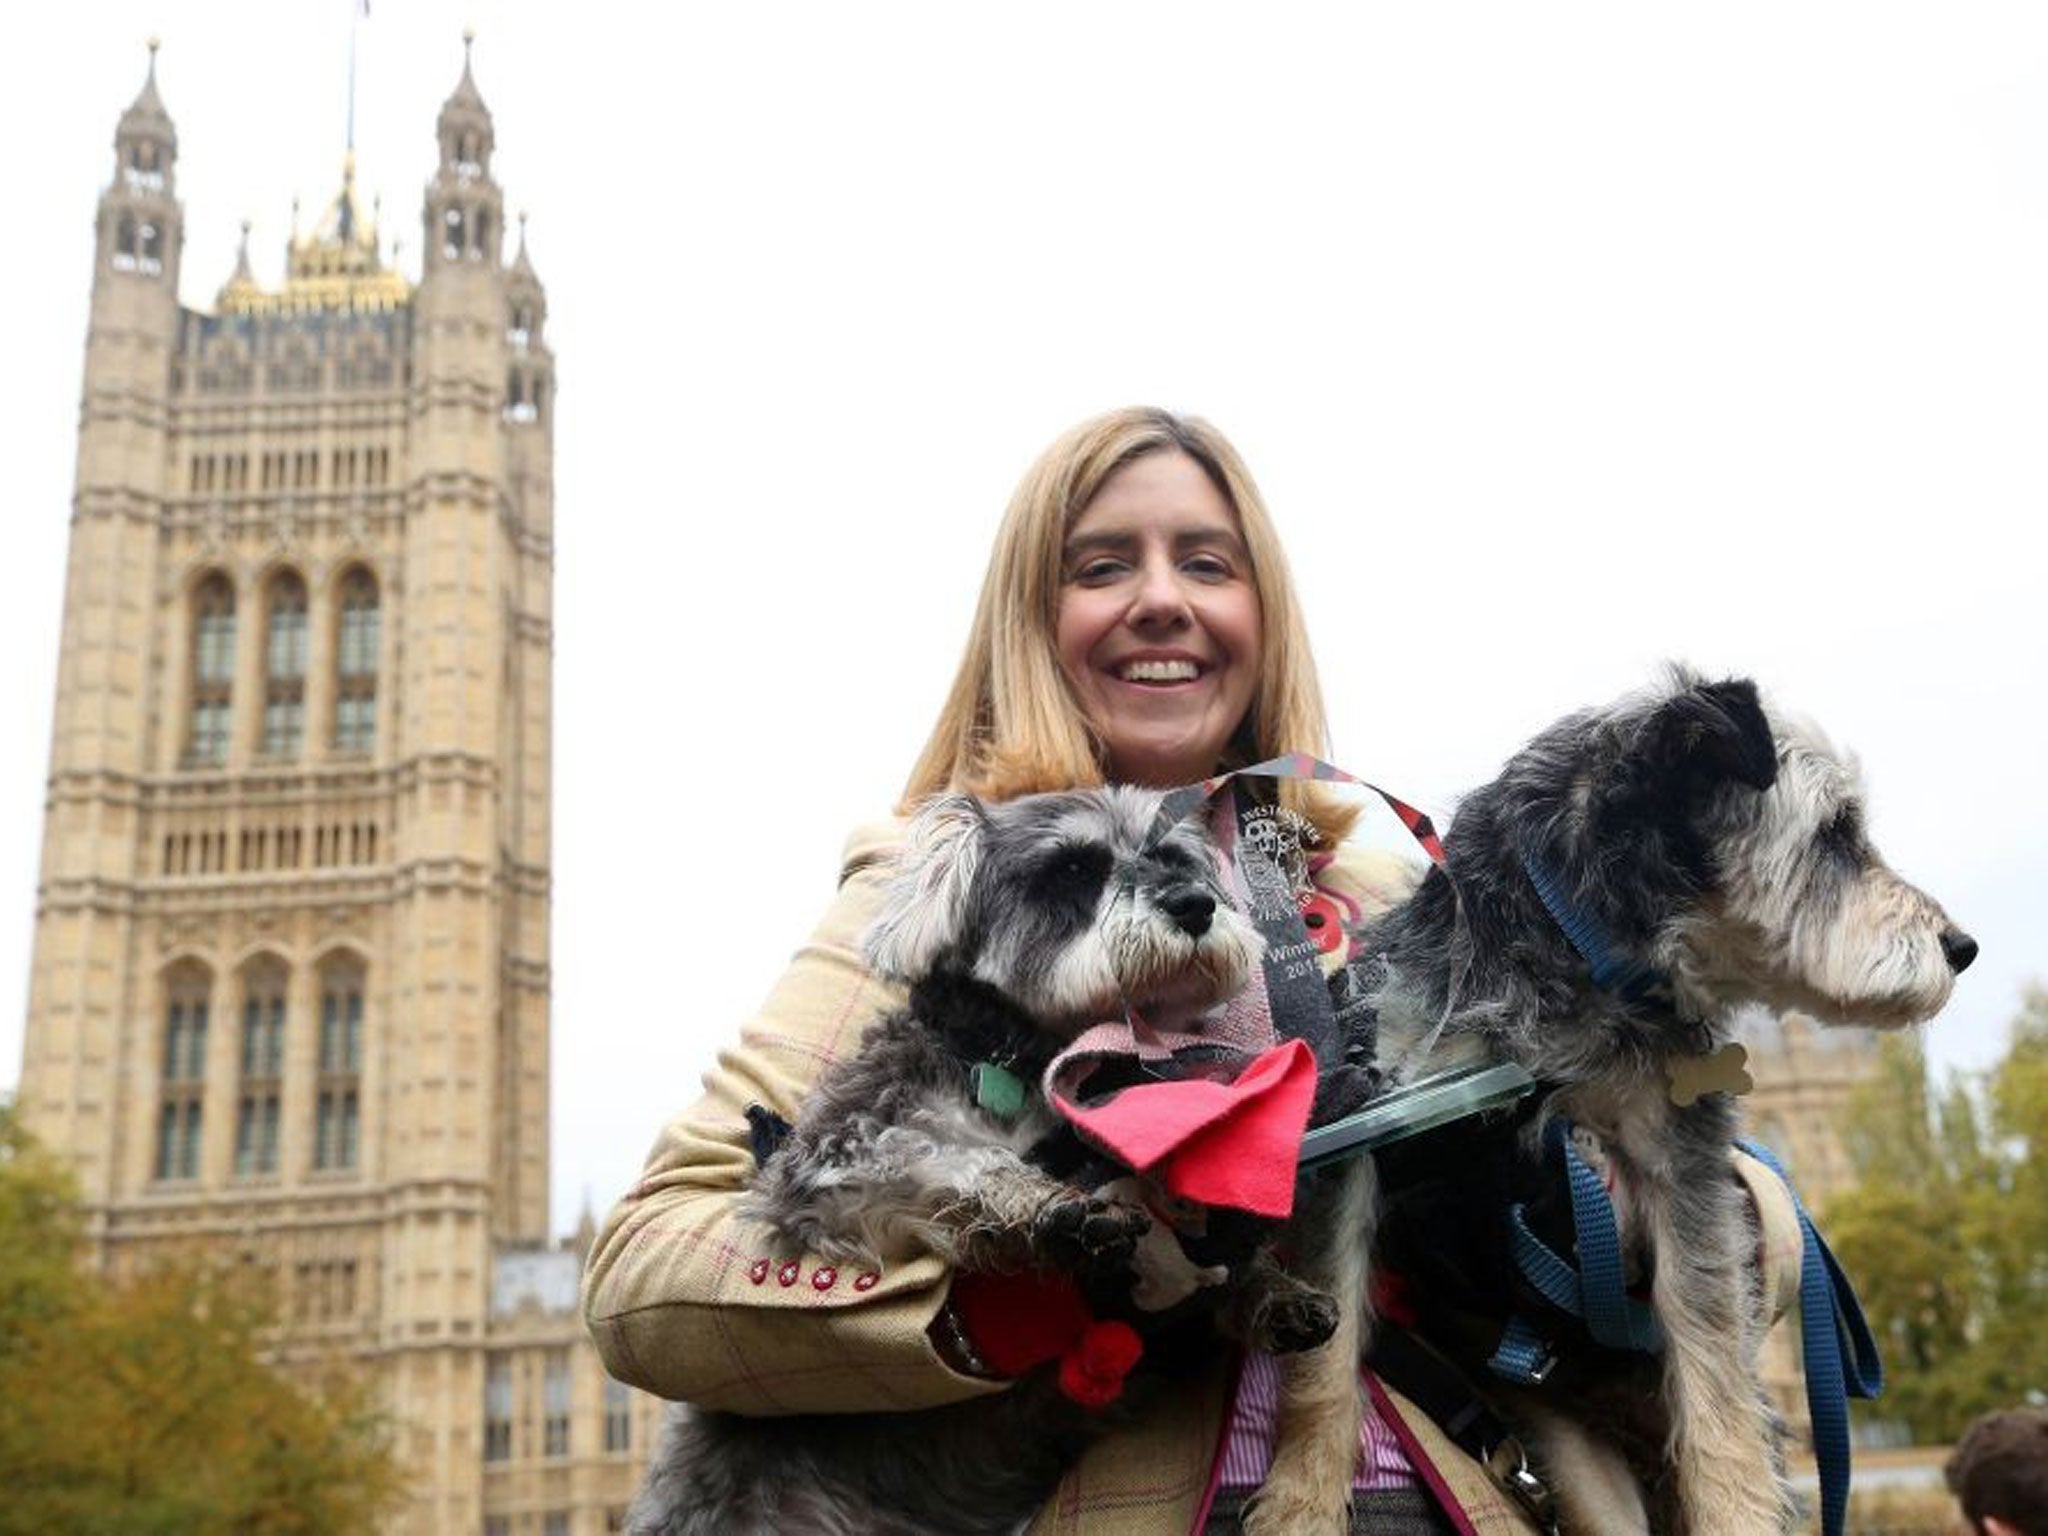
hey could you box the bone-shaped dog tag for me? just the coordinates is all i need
[1667,1042,1753,1107]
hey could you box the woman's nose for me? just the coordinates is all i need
[1128,559,1191,627]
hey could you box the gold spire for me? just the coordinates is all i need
[220,158,410,317]
[216,218,261,311]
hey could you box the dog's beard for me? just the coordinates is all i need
[1677,875,1957,1031]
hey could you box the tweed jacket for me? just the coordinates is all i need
[581,819,1805,1532]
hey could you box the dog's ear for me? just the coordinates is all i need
[1638,676,1778,798]
[862,794,987,982]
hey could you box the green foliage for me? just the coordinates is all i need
[0,1100,406,1535]
[1825,990,2048,1443]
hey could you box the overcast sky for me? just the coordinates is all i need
[3,3,2044,1238]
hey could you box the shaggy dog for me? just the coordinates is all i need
[629,784,1341,1536]
[1251,671,1975,1535]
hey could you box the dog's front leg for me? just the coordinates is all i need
[1243,1156,1375,1536]
[1645,1174,1791,1536]
[931,1160,1152,1278]
[1223,1250,1342,1357]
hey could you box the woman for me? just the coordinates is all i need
[583,407,1798,1533]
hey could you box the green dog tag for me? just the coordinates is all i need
[971,1062,1027,1119]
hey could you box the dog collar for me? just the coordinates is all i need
[1519,851,1672,1006]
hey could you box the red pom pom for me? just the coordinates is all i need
[1057,1319,1143,1409]
[948,1270,1089,1378]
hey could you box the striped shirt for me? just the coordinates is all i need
[1217,1349,1421,1492]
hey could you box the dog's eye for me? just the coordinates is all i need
[1815,808,1864,868]
[1035,844,1112,902]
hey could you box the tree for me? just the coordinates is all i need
[1824,989,2048,1442]
[0,1100,405,1534]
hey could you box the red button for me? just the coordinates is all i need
[777,1260,801,1288]
[747,1258,771,1285]
[811,1266,837,1291]
[853,1271,880,1292]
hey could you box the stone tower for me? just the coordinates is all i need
[15,41,645,1535]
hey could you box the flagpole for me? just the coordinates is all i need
[346,0,363,156]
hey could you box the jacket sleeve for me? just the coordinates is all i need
[579,821,1005,1415]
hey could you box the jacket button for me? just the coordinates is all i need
[777,1260,801,1288]
[853,1270,880,1292]
[747,1258,771,1285]
[811,1266,837,1291]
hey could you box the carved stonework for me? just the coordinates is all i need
[273,496,302,559]
[23,45,567,1536]
[200,498,228,558]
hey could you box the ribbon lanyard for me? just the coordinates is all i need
[1140,753,1449,1068]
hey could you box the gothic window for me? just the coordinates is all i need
[443,206,466,261]
[156,967,211,1181]
[483,1357,512,1462]
[544,1350,571,1457]
[234,960,286,1178]
[473,207,491,260]
[314,958,364,1172]
[125,142,164,189]
[262,571,308,759]
[189,573,235,766]
[334,569,379,755]
[506,369,536,424]
[509,307,531,349]
[603,1376,632,1453]
[139,221,163,274]
[114,214,138,269]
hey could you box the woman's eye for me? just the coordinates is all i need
[1071,559,1128,583]
[1183,554,1233,579]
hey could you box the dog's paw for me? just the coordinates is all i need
[1254,1289,1342,1355]
[1032,1195,1151,1273]
[1309,1063,1380,1126]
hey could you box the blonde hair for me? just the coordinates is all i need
[901,407,1355,843]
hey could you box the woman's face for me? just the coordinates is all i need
[1055,449,1263,788]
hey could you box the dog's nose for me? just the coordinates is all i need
[1159,887,1214,937]
[1940,928,1978,974]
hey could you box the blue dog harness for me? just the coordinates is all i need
[1485,1118,1881,1536]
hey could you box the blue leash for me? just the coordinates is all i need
[1489,1126,1883,1536]
[1490,1118,1663,1385]
[1739,1138,1884,1536]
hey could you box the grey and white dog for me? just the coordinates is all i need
[1254,670,1976,1535]
[630,784,1341,1536]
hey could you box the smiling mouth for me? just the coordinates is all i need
[1115,659,1203,684]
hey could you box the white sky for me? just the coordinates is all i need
[2,3,2044,1239]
